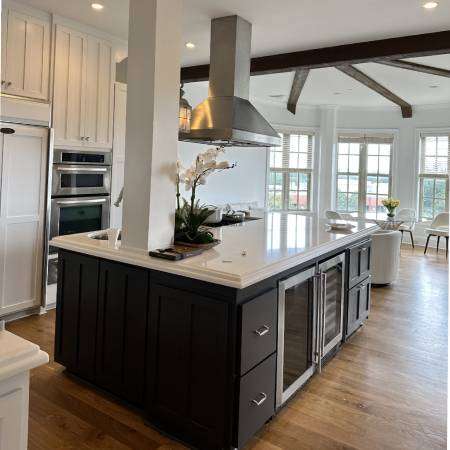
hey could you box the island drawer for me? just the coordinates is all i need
[239,289,277,375]
[347,239,371,289]
[235,353,276,448]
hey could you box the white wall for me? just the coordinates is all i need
[178,83,268,207]
[181,81,450,246]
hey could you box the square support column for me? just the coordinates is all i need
[121,0,182,252]
[318,106,338,218]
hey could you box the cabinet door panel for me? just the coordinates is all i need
[53,25,87,147]
[148,285,230,449]
[2,8,50,100]
[55,251,99,380]
[346,277,371,338]
[348,240,371,289]
[96,261,149,405]
[84,38,113,149]
[0,125,47,317]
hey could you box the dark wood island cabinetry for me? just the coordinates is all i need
[52,218,375,449]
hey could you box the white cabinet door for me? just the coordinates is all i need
[1,7,50,100]
[84,36,114,149]
[0,124,48,317]
[52,25,114,150]
[110,82,127,229]
[0,387,26,450]
[53,25,87,148]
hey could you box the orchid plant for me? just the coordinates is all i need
[175,147,236,244]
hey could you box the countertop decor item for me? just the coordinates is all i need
[326,220,355,231]
[382,198,400,219]
[175,147,236,246]
[204,206,223,224]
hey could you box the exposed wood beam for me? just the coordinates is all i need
[287,69,310,114]
[336,65,412,118]
[376,59,450,78]
[181,30,450,83]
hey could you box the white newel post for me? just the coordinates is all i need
[121,0,182,252]
[318,106,338,218]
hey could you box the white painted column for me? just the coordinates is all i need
[318,106,338,218]
[121,0,182,252]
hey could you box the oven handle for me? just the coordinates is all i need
[55,198,107,206]
[54,166,108,173]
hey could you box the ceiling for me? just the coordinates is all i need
[17,0,450,66]
[17,0,450,107]
[185,54,450,107]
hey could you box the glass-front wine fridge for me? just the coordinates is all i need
[276,253,345,408]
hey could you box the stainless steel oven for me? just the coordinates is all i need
[50,196,110,241]
[52,150,111,197]
[276,253,345,408]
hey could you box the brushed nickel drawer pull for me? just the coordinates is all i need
[254,325,270,336]
[251,392,267,406]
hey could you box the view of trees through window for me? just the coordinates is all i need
[337,135,393,219]
[419,134,449,220]
[267,132,314,211]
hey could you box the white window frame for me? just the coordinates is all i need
[335,131,396,219]
[265,126,318,213]
[416,130,450,222]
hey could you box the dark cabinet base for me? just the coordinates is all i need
[55,237,371,450]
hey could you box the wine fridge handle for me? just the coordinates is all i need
[318,272,327,373]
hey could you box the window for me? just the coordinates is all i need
[418,134,449,221]
[336,134,393,219]
[267,132,314,211]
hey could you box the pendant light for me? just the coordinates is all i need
[179,83,192,133]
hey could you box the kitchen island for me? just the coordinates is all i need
[50,213,376,450]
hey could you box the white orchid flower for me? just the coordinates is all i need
[216,161,230,169]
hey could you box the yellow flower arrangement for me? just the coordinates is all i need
[382,198,400,216]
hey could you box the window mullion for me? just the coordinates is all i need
[359,142,367,217]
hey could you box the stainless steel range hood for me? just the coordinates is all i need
[179,16,281,148]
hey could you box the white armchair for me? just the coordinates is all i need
[424,212,449,258]
[397,208,416,248]
[371,230,402,285]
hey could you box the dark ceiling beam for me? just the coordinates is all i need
[376,59,450,78]
[287,69,310,114]
[336,65,412,118]
[180,30,450,83]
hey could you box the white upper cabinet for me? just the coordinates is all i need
[53,24,114,149]
[84,36,114,149]
[53,25,87,148]
[1,6,50,100]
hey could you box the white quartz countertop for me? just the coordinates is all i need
[0,330,49,382]
[50,213,377,289]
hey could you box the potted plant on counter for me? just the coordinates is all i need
[382,198,400,220]
[175,147,235,248]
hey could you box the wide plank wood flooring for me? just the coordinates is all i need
[7,246,447,449]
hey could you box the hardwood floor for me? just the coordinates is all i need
[7,246,447,450]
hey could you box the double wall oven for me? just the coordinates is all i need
[48,149,111,285]
[276,253,345,407]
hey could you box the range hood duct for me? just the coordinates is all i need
[179,15,281,148]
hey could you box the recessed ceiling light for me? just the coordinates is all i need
[422,1,438,9]
[269,94,285,98]
[185,42,196,49]
[91,3,104,10]
[333,92,342,95]
[429,85,439,88]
